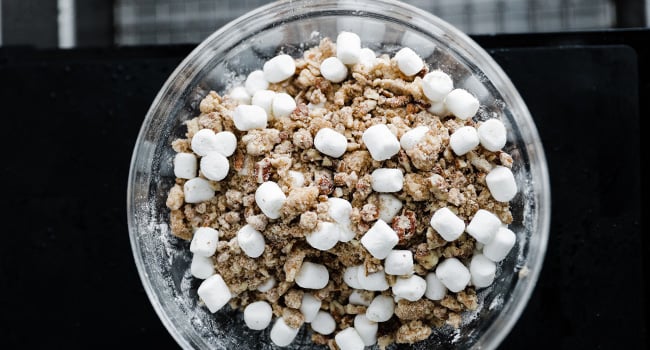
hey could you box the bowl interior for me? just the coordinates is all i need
[127,1,550,349]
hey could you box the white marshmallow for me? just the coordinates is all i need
[338,224,357,242]
[263,54,296,83]
[174,153,197,179]
[314,128,348,158]
[311,311,336,335]
[295,262,329,289]
[244,70,269,95]
[335,327,365,350]
[371,168,404,193]
[349,290,373,306]
[320,57,348,83]
[237,224,266,258]
[449,126,480,156]
[197,274,232,313]
[478,119,507,151]
[422,70,454,102]
[191,128,219,157]
[362,124,400,161]
[357,269,389,291]
[328,197,352,225]
[190,227,220,257]
[213,131,237,157]
[394,47,424,76]
[251,89,276,117]
[343,266,364,289]
[358,48,376,68]
[384,250,414,275]
[366,295,394,322]
[336,31,362,65]
[392,275,427,301]
[229,86,251,105]
[466,209,501,244]
[435,258,471,293]
[190,254,214,279]
[429,207,465,241]
[255,181,287,219]
[287,170,305,188]
[424,273,447,301]
[486,166,518,202]
[470,253,497,288]
[428,100,448,116]
[257,277,276,292]
[360,219,399,259]
[483,227,516,262]
[445,88,480,120]
[300,293,322,323]
[306,221,340,251]
[400,126,429,151]
[244,301,273,330]
[377,194,403,222]
[272,92,296,118]
[183,177,215,203]
[354,314,378,346]
[233,104,267,131]
[270,317,300,347]
[200,151,229,181]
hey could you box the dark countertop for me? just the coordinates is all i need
[0,29,646,349]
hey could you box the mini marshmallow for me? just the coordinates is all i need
[466,209,501,244]
[357,269,389,291]
[384,250,414,275]
[470,253,497,288]
[478,119,507,151]
[306,221,340,251]
[349,290,373,306]
[400,126,429,151]
[360,219,399,259]
[174,153,197,179]
[354,314,378,346]
[362,124,400,161]
[337,31,362,64]
[200,151,229,181]
[270,317,300,347]
[371,168,404,193]
[486,166,518,202]
[272,92,297,118]
[300,293,322,323]
[229,86,251,105]
[424,273,447,301]
[190,227,220,257]
[191,128,219,157]
[429,207,465,241]
[237,224,266,258]
[255,181,287,219]
[314,128,348,158]
[328,197,352,224]
[422,70,454,102]
[210,132,236,158]
[366,295,394,322]
[450,126,480,156]
[428,100,447,116]
[392,275,427,301]
[288,170,305,188]
[311,311,336,335]
[233,104,267,131]
[435,258,471,293]
[244,70,269,95]
[445,88,480,120]
[377,194,403,222]
[335,327,365,350]
[191,254,215,279]
[295,261,329,289]
[244,301,273,330]
[358,48,376,68]
[343,266,364,289]
[483,227,516,262]
[257,277,276,292]
[263,54,296,83]
[320,57,348,83]
[338,224,357,242]
[184,177,215,203]
[394,47,424,76]
[197,274,232,313]
[251,89,276,117]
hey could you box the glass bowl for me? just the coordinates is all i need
[127,0,551,348]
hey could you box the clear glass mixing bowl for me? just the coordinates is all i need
[127,0,551,348]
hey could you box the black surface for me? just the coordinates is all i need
[0,30,646,349]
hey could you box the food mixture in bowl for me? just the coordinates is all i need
[165,31,518,349]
